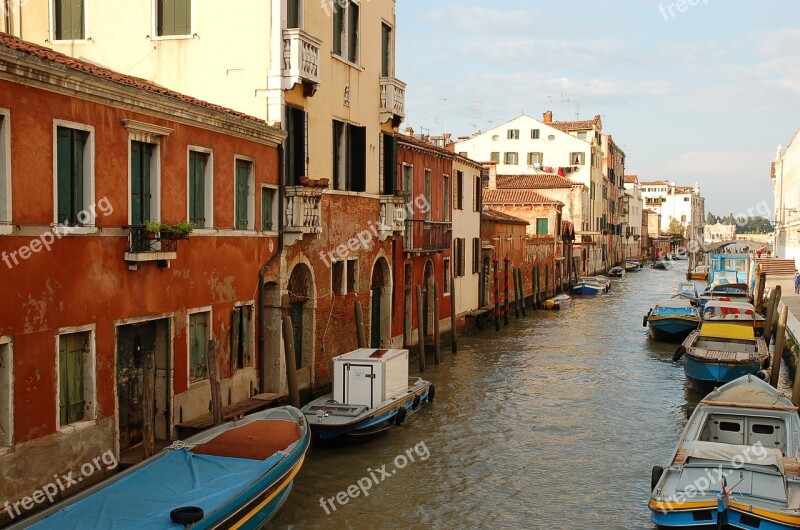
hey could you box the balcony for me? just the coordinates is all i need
[379,195,408,239]
[282,29,322,95]
[284,186,323,245]
[124,225,179,270]
[380,77,406,126]
[404,219,452,254]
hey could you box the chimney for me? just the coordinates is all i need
[487,162,497,190]
[543,111,553,124]
[404,127,414,136]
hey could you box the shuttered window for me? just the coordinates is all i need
[347,1,359,63]
[537,218,549,236]
[443,175,450,222]
[455,171,464,210]
[231,306,253,371]
[453,238,466,277]
[235,159,252,230]
[261,188,275,231]
[333,0,359,63]
[156,0,191,37]
[188,151,209,229]
[130,141,154,226]
[0,342,10,446]
[59,332,89,426]
[472,237,480,274]
[287,0,300,29]
[474,176,481,212]
[54,0,85,40]
[332,120,366,192]
[189,312,209,382]
[56,126,88,226]
[381,23,392,77]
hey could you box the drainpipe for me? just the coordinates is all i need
[258,144,284,394]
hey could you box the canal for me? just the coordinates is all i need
[272,261,795,529]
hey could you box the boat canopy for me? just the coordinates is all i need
[699,321,755,340]
[703,301,757,320]
[701,375,797,411]
[686,441,784,473]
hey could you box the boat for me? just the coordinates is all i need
[302,348,433,440]
[544,293,573,310]
[571,277,608,295]
[674,282,699,305]
[709,247,750,284]
[703,300,766,337]
[16,406,310,529]
[644,299,700,342]
[625,258,643,272]
[608,266,625,278]
[674,317,768,392]
[652,260,670,270]
[595,275,612,291]
[649,375,800,529]
[698,282,751,311]
[686,264,709,281]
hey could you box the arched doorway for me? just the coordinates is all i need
[370,257,392,348]
[287,264,314,389]
[422,259,434,336]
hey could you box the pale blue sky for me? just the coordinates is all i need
[396,0,800,217]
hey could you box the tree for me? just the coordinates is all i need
[668,218,685,237]
[723,213,736,225]
[739,216,774,234]
[706,212,717,225]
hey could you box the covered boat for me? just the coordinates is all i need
[703,300,766,337]
[674,319,768,392]
[650,375,800,529]
[625,258,643,272]
[15,406,310,529]
[675,282,700,305]
[698,283,750,311]
[608,266,625,278]
[302,348,433,440]
[572,277,608,295]
[652,260,670,270]
[645,299,700,341]
[687,264,709,281]
[544,293,573,310]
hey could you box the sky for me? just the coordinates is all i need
[395,0,800,218]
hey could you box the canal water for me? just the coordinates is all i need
[272,261,795,530]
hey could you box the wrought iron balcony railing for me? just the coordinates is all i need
[404,219,452,253]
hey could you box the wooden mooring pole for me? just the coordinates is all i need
[281,317,301,408]
[755,272,767,313]
[493,259,500,331]
[206,339,223,427]
[517,268,527,317]
[142,350,156,459]
[416,285,426,371]
[354,300,366,348]
[450,277,458,353]
[512,267,520,319]
[433,281,441,365]
[764,286,781,347]
[503,257,510,326]
[770,306,789,389]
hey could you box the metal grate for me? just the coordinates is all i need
[288,265,310,303]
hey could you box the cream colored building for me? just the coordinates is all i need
[451,155,483,317]
[623,175,644,258]
[773,129,800,264]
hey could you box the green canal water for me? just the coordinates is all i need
[271,261,794,529]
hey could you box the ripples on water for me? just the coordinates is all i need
[271,262,795,530]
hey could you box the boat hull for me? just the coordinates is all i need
[649,318,699,342]
[572,284,606,295]
[684,355,762,392]
[652,502,800,530]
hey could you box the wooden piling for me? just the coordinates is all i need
[354,300,366,348]
[517,268,527,316]
[281,317,301,408]
[755,272,767,313]
[764,286,781,347]
[770,306,789,388]
[533,267,539,307]
[142,350,155,459]
[512,267,520,319]
[450,277,458,353]
[206,339,224,427]
[416,285,426,371]
[503,257,510,326]
[433,281,441,365]
[493,259,500,331]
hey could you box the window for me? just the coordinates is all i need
[189,311,209,382]
[490,152,500,163]
[473,176,481,212]
[188,149,212,228]
[577,131,588,140]
[332,261,345,295]
[472,237,480,274]
[443,259,451,293]
[332,120,366,192]
[443,175,450,222]
[0,111,9,228]
[53,0,85,40]
[681,215,687,223]
[536,218,549,235]
[235,158,253,230]
[531,129,540,140]
[57,330,93,427]
[156,0,191,37]
[527,152,543,166]
[346,259,358,293]
[286,107,307,186]
[455,171,464,210]
[261,187,276,231]
[507,129,519,140]
[130,141,157,226]
[570,152,585,165]
[56,125,93,226]
[380,133,396,194]
[381,22,392,77]
[423,170,431,221]
[504,152,518,165]
[0,338,11,446]
[402,164,413,196]
[287,0,300,29]
[458,151,467,157]
[333,0,359,63]
[453,238,466,277]
[684,197,690,202]
[231,305,253,370]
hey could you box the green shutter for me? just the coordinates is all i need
[189,152,206,228]
[174,0,191,36]
[232,307,242,370]
[189,314,207,381]
[537,218,549,236]
[59,334,85,426]
[235,160,250,230]
[72,130,85,224]
[56,128,73,224]
[131,142,153,225]
[55,0,83,40]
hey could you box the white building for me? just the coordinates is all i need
[451,155,483,318]
[704,222,737,244]
[640,180,705,245]
[623,175,644,258]
[773,129,800,264]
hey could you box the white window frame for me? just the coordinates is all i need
[122,120,171,227]
[187,307,212,387]
[0,337,13,449]
[0,108,11,235]
[332,0,360,66]
[507,129,519,140]
[504,152,518,165]
[187,146,214,231]
[150,0,195,41]
[232,301,256,370]
[49,0,90,43]
[259,184,278,233]
[55,324,97,433]
[233,155,256,231]
[284,0,304,29]
[52,119,97,235]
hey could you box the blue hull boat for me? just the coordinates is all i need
[683,355,763,392]
[646,299,700,342]
[15,407,310,529]
[572,277,608,295]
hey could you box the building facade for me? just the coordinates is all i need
[773,129,800,264]
[622,175,644,258]
[704,222,737,244]
[451,155,483,321]
[640,180,706,247]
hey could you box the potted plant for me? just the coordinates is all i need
[298,176,310,186]
[144,220,163,239]
[161,221,194,240]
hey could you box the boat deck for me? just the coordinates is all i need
[690,349,758,362]
[175,392,284,437]
[673,448,800,476]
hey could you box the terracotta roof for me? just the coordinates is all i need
[483,189,563,206]
[496,174,576,189]
[643,209,660,214]
[482,209,530,225]
[675,186,695,194]
[624,175,639,184]
[0,33,274,127]
[549,115,601,132]
[640,180,670,186]
[397,134,455,158]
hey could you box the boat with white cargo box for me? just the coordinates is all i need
[301,348,433,441]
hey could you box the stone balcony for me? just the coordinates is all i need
[282,29,322,95]
[380,76,406,126]
[379,195,409,239]
[284,186,323,245]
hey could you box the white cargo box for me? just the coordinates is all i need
[332,348,409,409]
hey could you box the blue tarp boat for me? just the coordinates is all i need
[645,299,700,342]
[572,277,608,295]
[15,407,310,529]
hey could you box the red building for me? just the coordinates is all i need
[391,135,454,350]
[0,35,285,512]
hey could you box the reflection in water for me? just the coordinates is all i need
[271,262,795,530]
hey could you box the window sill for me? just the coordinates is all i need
[58,419,97,435]
[51,38,91,45]
[149,34,195,41]
[52,226,99,236]
[331,53,364,71]
[0,225,12,236]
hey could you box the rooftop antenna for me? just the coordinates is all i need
[440,98,448,135]
[574,102,581,121]
[561,93,574,119]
